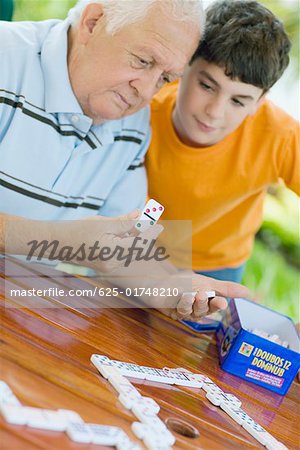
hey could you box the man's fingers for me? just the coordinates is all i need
[207,296,228,314]
[192,274,252,301]
[140,224,164,241]
[111,211,140,235]
[210,278,252,301]
[176,292,194,319]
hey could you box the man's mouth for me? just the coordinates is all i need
[114,92,131,109]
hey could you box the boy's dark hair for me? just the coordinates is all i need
[191,0,291,92]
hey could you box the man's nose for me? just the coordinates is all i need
[130,70,163,103]
[205,96,225,120]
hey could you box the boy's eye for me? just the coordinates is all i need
[156,74,171,90]
[232,98,245,107]
[161,74,171,84]
[199,81,213,91]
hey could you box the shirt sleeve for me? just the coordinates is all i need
[278,125,300,196]
[98,128,151,217]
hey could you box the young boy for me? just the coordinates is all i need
[146,0,299,283]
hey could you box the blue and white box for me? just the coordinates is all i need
[216,298,300,395]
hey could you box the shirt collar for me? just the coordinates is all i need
[41,19,126,141]
[41,19,83,114]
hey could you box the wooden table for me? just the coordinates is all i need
[0,256,299,449]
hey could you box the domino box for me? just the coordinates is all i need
[216,298,300,395]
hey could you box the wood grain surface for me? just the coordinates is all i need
[0,256,299,449]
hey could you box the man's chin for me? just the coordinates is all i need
[89,105,140,124]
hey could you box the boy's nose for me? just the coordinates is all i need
[205,97,225,120]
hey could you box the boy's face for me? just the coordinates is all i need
[172,59,265,147]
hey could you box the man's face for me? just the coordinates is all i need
[172,59,265,147]
[68,3,199,124]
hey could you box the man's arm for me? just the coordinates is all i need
[0,213,34,254]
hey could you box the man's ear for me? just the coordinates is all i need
[250,92,267,116]
[78,3,105,44]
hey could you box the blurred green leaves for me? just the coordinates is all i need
[13,0,76,21]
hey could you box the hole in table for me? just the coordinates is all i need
[165,417,200,438]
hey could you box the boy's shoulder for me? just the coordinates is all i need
[151,81,178,113]
[250,99,298,135]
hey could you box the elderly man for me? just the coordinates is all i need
[0,0,249,320]
[0,0,202,219]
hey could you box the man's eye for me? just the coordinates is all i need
[232,98,245,107]
[132,56,151,68]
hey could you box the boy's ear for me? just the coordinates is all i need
[78,3,105,44]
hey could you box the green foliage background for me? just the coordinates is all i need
[11,0,300,322]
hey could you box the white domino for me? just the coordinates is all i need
[143,434,173,449]
[205,290,216,299]
[0,381,21,406]
[131,422,175,445]
[220,404,251,425]
[96,364,123,380]
[88,424,126,445]
[135,199,164,232]
[143,416,167,433]
[66,422,93,443]
[206,391,241,408]
[0,404,28,425]
[131,403,158,425]
[171,371,204,388]
[115,383,141,400]
[186,291,216,300]
[28,409,68,431]
[118,392,142,410]
[133,397,160,415]
[111,361,148,380]
[116,440,142,450]
[143,436,173,450]
[132,422,152,440]
[57,409,83,424]
[242,418,272,446]
[202,379,224,394]
[143,368,176,384]
[90,354,112,366]
[266,440,289,450]
[185,373,208,387]
[108,375,133,393]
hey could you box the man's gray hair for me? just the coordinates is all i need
[68,0,205,34]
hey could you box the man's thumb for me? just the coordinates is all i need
[112,210,140,235]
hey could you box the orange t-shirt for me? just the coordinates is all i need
[146,82,299,270]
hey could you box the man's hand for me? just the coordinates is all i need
[4,210,163,274]
[161,274,251,321]
[58,211,164,273]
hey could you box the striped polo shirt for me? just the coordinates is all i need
[0,19,150,220]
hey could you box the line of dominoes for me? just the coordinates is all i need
[0,380,141,449]
[91,355,289,450]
